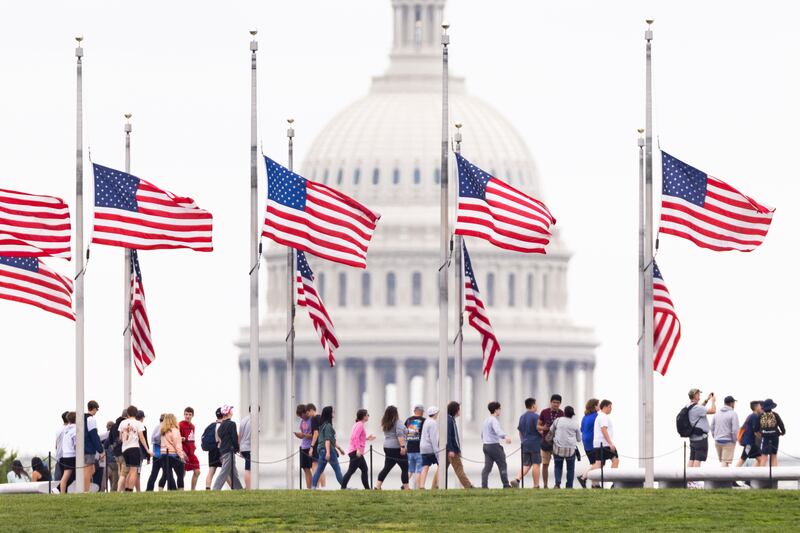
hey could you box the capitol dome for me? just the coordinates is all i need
[238,0,596,463]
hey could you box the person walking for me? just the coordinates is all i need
[30,457,51,482]
[759,399,786,467]
[119,405,153,492]
[577,398,599,488]
[212,405,243,490]
[736,401,765,467]
[418,406,440,489]
[537,394,564,489]
[239,407,253,489]
[160,413,188,490]
[711,396,740,467]
[145,414,166,492]
[581,399,618,487]
[551,406,581,489]
[512,398,541,488]
[58,412,77,494]
[306,404,326,488]
[375,405,410,490]
[446,401,474,489]
[180,407,201,491]
[311,406,346,489]
[404,404,426,488]
[294,404,315,489]
[202,408,225,490]
[341,409,375,489]
[481,401,513,489]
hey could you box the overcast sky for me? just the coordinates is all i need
[1,0,798,465]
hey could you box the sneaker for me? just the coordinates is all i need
[510,479,520,488]
[577,477,587,489]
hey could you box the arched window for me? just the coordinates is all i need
[413,168,421,185]
[412,271,422,306]
[434,168,440,184]
[526,273,533,308]
[386,272,396,306]
[372,168,380,185]
[393,168,400,185]
[336,168,343,185]
[323,169,329,184]
[508,273,516,307]
[353,168,361,185]
[361,272,371,306]
[486,272,495,306]
[318,272,326,301]
[338,272,347,307]
[542,273,549,309]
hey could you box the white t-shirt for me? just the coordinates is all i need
[593,411,614,448]
[119,419,146,452]
[61,424,77,458]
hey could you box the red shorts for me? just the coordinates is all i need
[183,443,200,471]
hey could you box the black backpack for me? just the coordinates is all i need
[201,422,217,452]
[110,417,124,456]
[676,404,701,438]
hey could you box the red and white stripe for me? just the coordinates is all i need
[653,268,681,376]
[94,180,213,252]
[130,257,154,375]
[0,259,74,320]
[464,279,500,379]
[660,177,774,252]
[264,181,380,269]
[0,188,71,259]
[296,271,339,367]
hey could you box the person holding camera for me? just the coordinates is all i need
[687,388,716,470]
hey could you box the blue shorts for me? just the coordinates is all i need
[407,452,423,474]
[422,453,438,467]
[241,451,251,471]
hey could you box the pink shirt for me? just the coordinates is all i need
[348,421,367,454]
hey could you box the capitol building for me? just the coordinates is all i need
[238,0,596,468]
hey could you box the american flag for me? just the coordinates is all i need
[263,157,380,269]
[455,154,556,254]
[0,256,74,320]
[296,250,339,367]
[0,188,71,259]
[653,261,681,376]
[462,242,500,379]
[92,164,213,252]
[130,250,155,375]
[660,151,774,252]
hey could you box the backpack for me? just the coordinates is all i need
[111,418,123,456]
[736,425,746,445]
[759,412,778,435]
[676,404,701,438]
[201,422,217,452]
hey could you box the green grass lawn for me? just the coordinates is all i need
[0,489,798,532]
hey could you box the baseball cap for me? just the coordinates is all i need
[688,388,701,398]
[724,395,736,404]
[221,404,234,416]
[413,404,425,413]
[427,406,439,417]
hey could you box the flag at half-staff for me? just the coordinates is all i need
[129,249,154,375]
[0,256,74,320]
[0,188,71,259]
[462,242,500,379]
[296,250,339,367]
[262,157,380,268]
[91,164,213,252]
[653,261,681,376]
[455,153,556,254]
[659,151,774,252]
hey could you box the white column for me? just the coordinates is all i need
[396,360,409,415]
[535,361,548,404]
[393,5,402,48]
[299,359,310,405]
[366,359,382,423]
[265,361,277,438]
[485,364,497,405]
[512,360,524,406]
[425,358,437,406]
[336,359,349,424]
[309,359,320,406]
[584,362,595,401]
[564,362,575,406]
[555,360,567,399]
[321,366,335,408]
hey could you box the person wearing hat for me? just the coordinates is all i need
[758,399,786,467]
[6,459,30,484]
[711,396,740,467]
[686,388,716,474]
[404,404,427,488]
[212,405,243,490]
[417,406,440,489]
[203,407,226,490]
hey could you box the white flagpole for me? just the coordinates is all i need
[637,127,645,467]
[453,123,463,421]
[437,22,450,488]
[74,35,86,493]
[123,113,132,409]
[285,118,296,490]
[642,19,656,488]
[248,30,261,490]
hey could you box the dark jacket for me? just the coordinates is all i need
[217,419,240,455]
[447,415,461,454]
[84,414,103,455]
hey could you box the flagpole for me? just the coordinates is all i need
[452,123,463,421]
[74,35,86,493]
[642,19,655,489]
[637,127,645,468]
[437,22,450,487]
[285,118,296,490]
[123,113,132,409]
[248,29,261,490]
